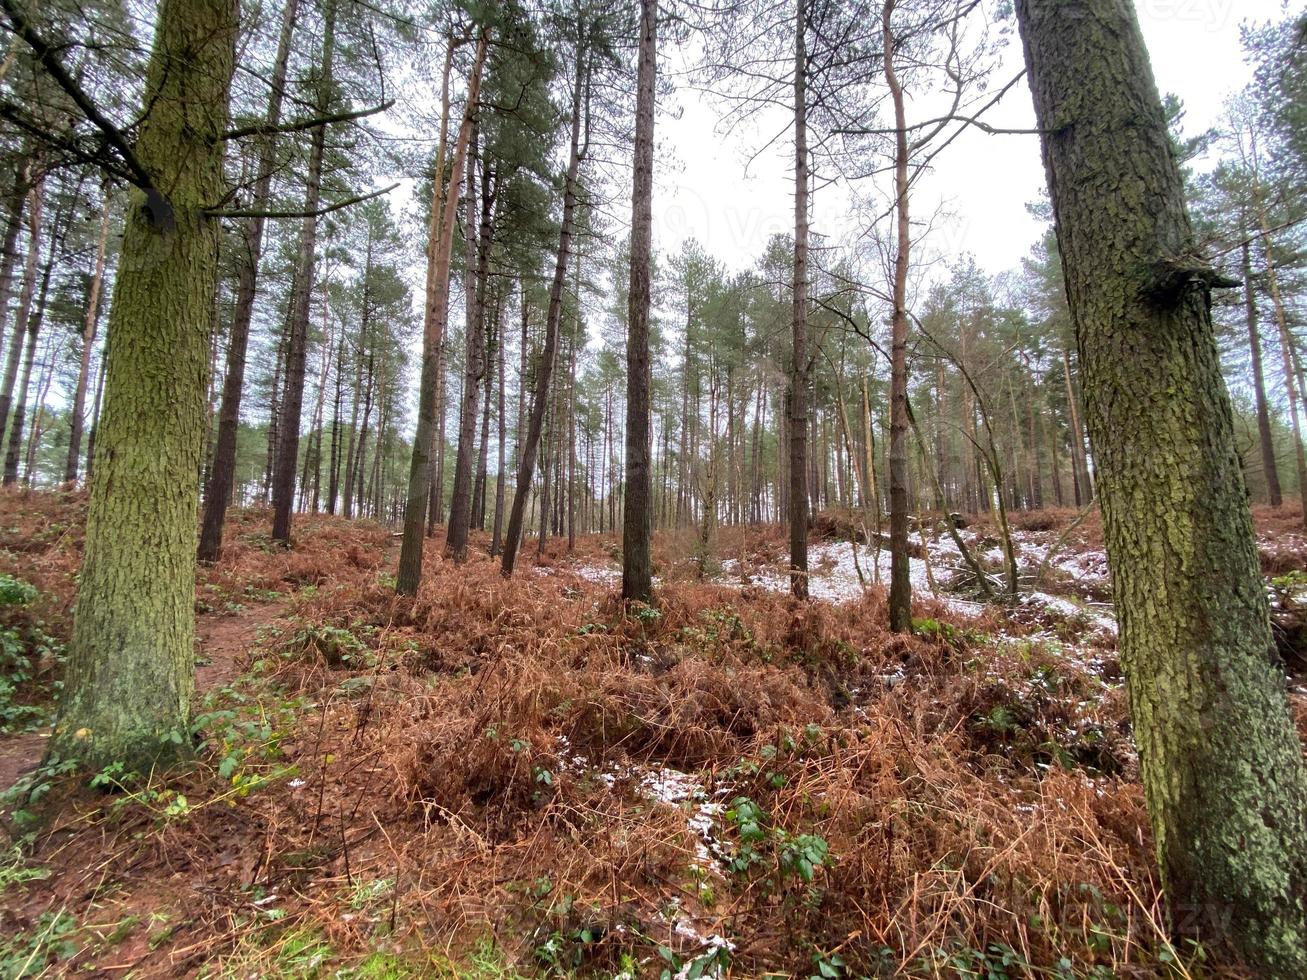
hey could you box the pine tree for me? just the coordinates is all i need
[622,0,656,603]
[1015,1,1307,971]
[49,0,238,770]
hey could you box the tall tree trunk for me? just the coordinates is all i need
[1242,234,1282,506]
[302,259,332,512]
[537,396,553,554]
[428,339,447,533]
[52,0,236,772]
[23,332,59,483]
[623,0,656,600]
[4,215,56,485]
[396,30,488,593]
[1047,402,1065,506]
[263,304,288,503]
[789,0,810,599]
[198,0,300,560]
[1026,359,1045,508]
[271,0,336,544]
[0,175,43,441]
[326,321,345,513]
[85,335,107,483]
[474,302,497,531]
[517,283,528,474]
[342,233,373,519]
[64,199,111,484]
[1256,197,1307,526]
[369,371,388,518]
[447,138,495,561]
[352,350,375,518]
[1016,2,1307,972]
[565,312,576,551]
[0,167,29,388]
[884,0,912,632]
[491,296,507,555]
[501,34,588,577]
[1062,346,1090,505]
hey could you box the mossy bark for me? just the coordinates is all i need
[1015,2,1307,974]
[50,0,236,773]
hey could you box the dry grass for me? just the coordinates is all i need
[0,492,1300,977]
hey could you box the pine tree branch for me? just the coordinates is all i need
[205,182,399,220]
[222,100,395,140]
[0,0,163,217]
[0,100,134,183]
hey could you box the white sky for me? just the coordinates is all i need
[650,0,1291,280]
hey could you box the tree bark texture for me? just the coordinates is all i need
[1016,2,1307,972]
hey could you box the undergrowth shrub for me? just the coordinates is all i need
[0,498,1249,977]
[0,573,62,733]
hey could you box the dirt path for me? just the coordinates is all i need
[0,600,289,793]
[195,600,287,693]
[0,731,50,795]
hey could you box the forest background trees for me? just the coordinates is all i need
[0,0,1299,572]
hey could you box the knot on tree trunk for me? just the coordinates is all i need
[1146,253,1241,306]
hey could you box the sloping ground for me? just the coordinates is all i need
[0,495,1303,978]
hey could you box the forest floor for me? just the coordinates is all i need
[1,491,1306,979]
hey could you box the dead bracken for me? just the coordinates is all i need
[5,493,1301,976]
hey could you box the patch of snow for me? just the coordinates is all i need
[671,928,734,980]
[556,746,737,971]
[721,539,981,616]
[1015,537,1110,584]
[573,563,620,585]
[640,766,702,804]
[1024,591,1117,636]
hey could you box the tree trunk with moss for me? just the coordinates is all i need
[884,0,912,632]
[1015,2,1307,973]
[50,0,236,772]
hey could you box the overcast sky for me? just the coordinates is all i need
[649,0,1291,280]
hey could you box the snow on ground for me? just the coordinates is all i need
[721,538,984,616]
[554,740,736,973]
[1022,591,1117,636]
[549,527,1118,639]
[1012,534,1110,585]
[573,563,620,586]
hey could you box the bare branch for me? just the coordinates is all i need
[204,182,400,220]
[222,100,396,141]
